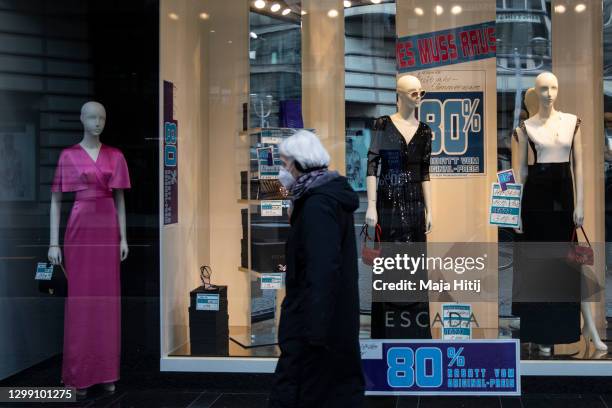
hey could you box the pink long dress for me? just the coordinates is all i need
[52,144,130,389]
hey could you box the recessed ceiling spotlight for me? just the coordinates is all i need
[270,3,281,12]
[254,0,266,9]
[282,8,291,15]
[344,0,352,7]
[451,5,462,15]
[199,12,209,20]
[327,9,339,18]
[575,3,586,12]
[250,32,258,39]
[168,12,179,20]
[435,5,444,15]
[554,5,566,13]
[414,7,424,16]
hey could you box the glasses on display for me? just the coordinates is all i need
[410,90,426,99]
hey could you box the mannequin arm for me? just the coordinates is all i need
[422,180,432,233]
[365,176,377,226]
[572,127,584,227]
[514,127,528,233]
[48,192,62,265]
[515,128,529,186]
[114,189,129,261]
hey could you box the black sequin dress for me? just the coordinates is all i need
[367,116,433,339]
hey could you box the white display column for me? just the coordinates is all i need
[552,0,606,348]
[301,0,346,173]
[396,0,499,334]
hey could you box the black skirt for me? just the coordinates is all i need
[513,162,580,345]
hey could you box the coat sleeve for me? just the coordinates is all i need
[301,197,342,346]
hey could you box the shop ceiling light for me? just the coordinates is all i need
[168,12,179,20]
[344,0,352,7]
[254,0,266,9]
[327,9,339,18]
[371,0,382,4]
[414,7,424,16]
[199,12,210,20]
[554,4,566,13]
[435,5,444,15]
[282,8,291,15]
[270,3,281,12]
[301,10,307,15]
[451,5,462,15]
[250,32,258,39]
[575,3,586,13]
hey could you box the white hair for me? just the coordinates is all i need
[279,130,330,170]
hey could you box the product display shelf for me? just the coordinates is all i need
[232,127,296,348]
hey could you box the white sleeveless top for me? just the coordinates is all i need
[520,112,580,163]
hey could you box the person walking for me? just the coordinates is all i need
[268,130,364,408]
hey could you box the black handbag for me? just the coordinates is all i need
[37,263,68,297]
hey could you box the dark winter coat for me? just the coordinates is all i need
[269,175,364,408]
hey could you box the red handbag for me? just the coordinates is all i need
[567,227,594,266]
[361,224,382,266]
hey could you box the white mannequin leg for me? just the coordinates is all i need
[581,302,608,351]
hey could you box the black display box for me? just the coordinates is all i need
[188,285,229,356]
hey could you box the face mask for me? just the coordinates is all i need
[278,166,296,189]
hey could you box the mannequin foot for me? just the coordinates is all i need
[537,344,552,355]
[103,382,116,393]
[583,327,608,351]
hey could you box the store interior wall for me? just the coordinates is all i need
[0,0,159,380]
[396,0,499,331]
[160,0,250,356]
[551,0,606,336]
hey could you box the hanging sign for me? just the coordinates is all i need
[396,21,496,73]
[163,80,178,225]
[418,70,486,176]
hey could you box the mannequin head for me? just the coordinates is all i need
[80,101,106,138]
[534,72,559,110]
[396,75,425,113]
[524,87,539,117]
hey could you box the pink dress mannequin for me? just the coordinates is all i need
[49,102,130,393]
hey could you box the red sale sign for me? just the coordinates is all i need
[396,21,496,72]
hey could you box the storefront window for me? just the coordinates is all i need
[0,0,159,391]
[3,0,612,398]
[161,0,612,375]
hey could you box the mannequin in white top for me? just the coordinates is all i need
[514,72,607,353]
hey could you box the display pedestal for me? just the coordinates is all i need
[189,285,229,356]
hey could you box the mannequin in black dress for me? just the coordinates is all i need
[366,75,433,339]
